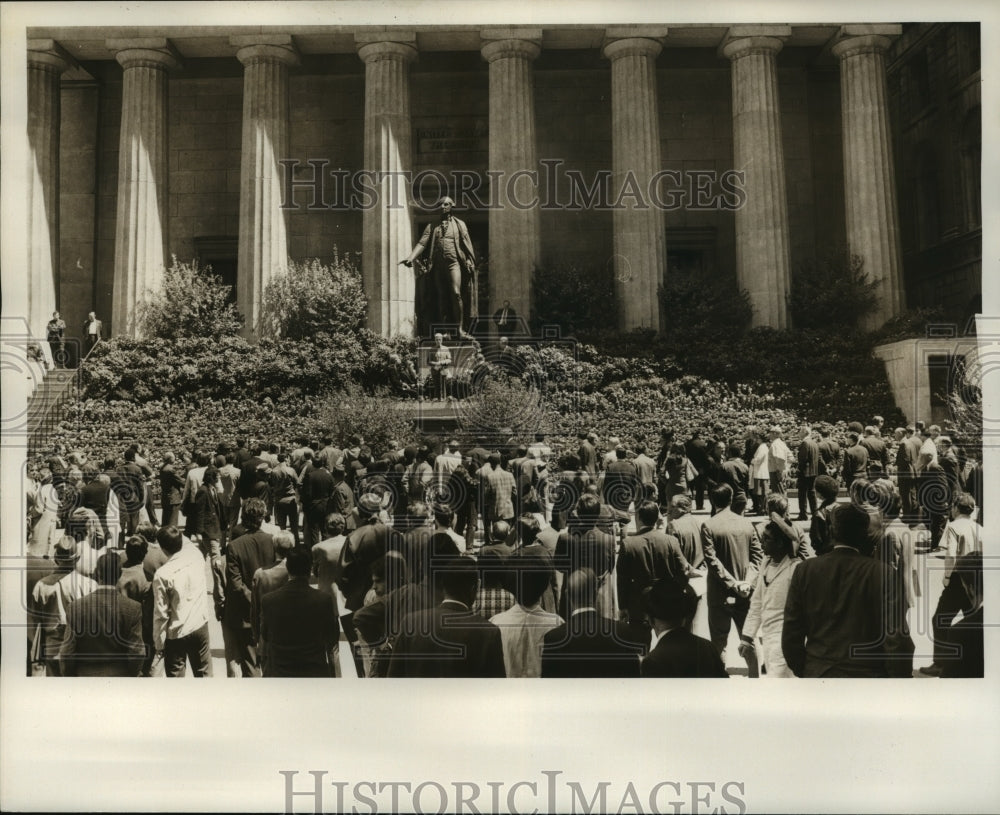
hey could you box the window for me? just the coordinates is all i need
[960,107,981,230]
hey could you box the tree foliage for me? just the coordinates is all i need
[659,271,753,345]
[789,249,880,331]
[533,261,616,333]
[138,257,243,341]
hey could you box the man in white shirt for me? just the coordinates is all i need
[152,525,213,677]
[432,507,467,553]
[917,424,940,473]
[433,439,463,490]
[767,426,791,496]
[490,549,563,677]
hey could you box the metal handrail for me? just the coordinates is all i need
[26,338,101,458]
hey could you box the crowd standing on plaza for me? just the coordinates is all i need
[24,416,984,679]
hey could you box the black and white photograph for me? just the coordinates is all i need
[1,0,997,811]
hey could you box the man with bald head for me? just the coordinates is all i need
[400,196,478,333]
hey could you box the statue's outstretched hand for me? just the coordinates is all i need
[399,259,412,267]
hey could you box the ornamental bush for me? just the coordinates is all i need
[788,249,879,331]
[259,250,366,340]
[533,261,616,334]
[138,257,243,341]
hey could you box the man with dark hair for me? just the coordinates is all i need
[489,548,563,677]
[542,568,644,678]
[388,555,505,677]
[312,513,347,597]
[222,498,275,677]
[339,494,397,614]
[60,552,144,677]
[684,430,710,510]
[700,483,763,660]
[842,432,868,491]
[603,446,640,515]
[782,503,898,677]
[152,525,213,677]
[640,579,727,678]
[555,492,616,600]
[860,425,889,478]
[618,500,693,641]
[301,455,334,547]
[633,442,658,500]
[894,426,921,523]
[578,431,598,483]
[269,452,300,545]
[117,534,156,675]
[720,444,750,516]
[158,452,185,528]
[808,475,841,556]
[330,462,357,533]
[260,546,340,677]
[796,426,821,521]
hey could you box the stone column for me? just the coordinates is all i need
[27,41,71,340]
[108,39,178,337]
[232,35,299,340]
[603,31,667,332]
[357,35,417,337]
[832,25,905,330]
[722,27,792,329]
[482,31,542,326]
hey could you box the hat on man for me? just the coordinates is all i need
[358,493,383,515]
[53,536,80,565]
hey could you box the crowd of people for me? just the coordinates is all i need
[24,414,984,679]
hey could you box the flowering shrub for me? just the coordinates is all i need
[789,249,878,330]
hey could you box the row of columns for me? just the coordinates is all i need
[27,25,905,340]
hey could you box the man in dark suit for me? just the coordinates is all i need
[894,426,921,523]
[684,431,710,511]
[640,578,728,678]
[603,447,640,515]
[617,500,692,642]
[555,493,616,592]
[493,299,518,335]
[577,431,598,483]
[301,457,334,547]
[222,498,276,677]
[782,503,900,677]
[542,568,643,678]
[388,555,506,677]
[842,432,869,491]
[720,445,751,516]
[700,484,763,660]
[260,546,340,677]
[158,452,185,528]
[796,426,821,521]
[60,552,144,677]
[860,426,889,478]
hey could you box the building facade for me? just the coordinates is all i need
[25,22,980,345]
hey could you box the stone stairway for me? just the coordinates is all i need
[26,367,78,456]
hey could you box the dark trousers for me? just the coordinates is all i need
[221,622,259,678]
[928,512,948,549]
[769,471,785,496]
[274,499,300,544]
[304,511,326,548]
[796,475,817,519]
[897,474,917,521]
[164,623,213,677]
[707,590,750,660]
[161,502,180,528]
[454,502,478,550]
[932,573,976,668]
[688,473,707,510]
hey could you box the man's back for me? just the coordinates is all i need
[667,513,705,568]
[798,438,820,477]
[641,629,728,678]
[224,531,276,628]
[388,602,506,678]
[701,509,762,589]
[61,586,144,676]
[781,547,890,677]
[542,610,643,678]
[555,524,616,578]
[618,528,690,622]
[481,465,515,517]
[260,581,339,677]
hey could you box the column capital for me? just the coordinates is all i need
[27,39,75,73]
[720,26,790,60]
[356,39,418,65]
[235,44,300,68]
[108,38,181,71]
[481,38,541,63]
[831,30,898,61]
[602,37,663,62]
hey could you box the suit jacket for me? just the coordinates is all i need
[414,216,476,275]
[667,513,705,568]
[700,509,763,597]
[194,484,226,541]
[387,600,506,678]
[555,524,616,579]
[617,527,691,624]
[895,435,920,475]
[797,438,821,478]
[641,628,728,678]
[60,586,144,676]
[603,459,640,510]
[330,480,356,531]
[301,466,334,516]
[541,610,643,678]
[480,464,515,519]
[720,459,750,507]
[260,579,339,677]
[159,464,185,506]
[843,444,869,482]
[252,560,289,644]
[817,438,841,474]
[860,436,889,473]
[781,547,894,677]
[224,530,276,628]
